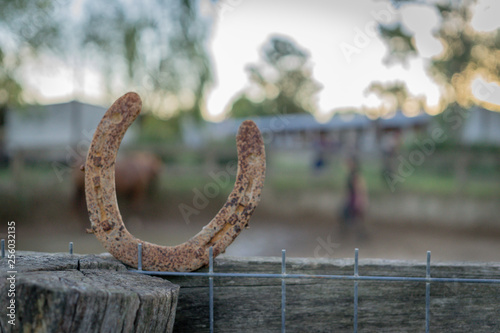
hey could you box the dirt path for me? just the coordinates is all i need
[12,213,500,263]
[224,220,500,262]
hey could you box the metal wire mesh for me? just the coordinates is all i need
[128,243,500,333]
[4,240,498,333]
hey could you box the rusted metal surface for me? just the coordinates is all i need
[84,92,266,272]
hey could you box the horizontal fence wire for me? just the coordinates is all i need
[130,270,500,284]
[2,240,498,284]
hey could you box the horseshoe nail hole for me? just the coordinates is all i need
[111,112,123,124]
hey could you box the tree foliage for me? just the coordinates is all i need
[366,81,409,109]
[0,0,212,123]
[230,36,321,118]
[379,23,417,66]
[82,0,212,120]
[378,1,500,113]
[0,0,65,108]
[364,80,426,117]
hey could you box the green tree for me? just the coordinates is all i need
[230,35,321,117]
[229,95,269,118]
[0,0,212,124]
[378,1,500,113]
[82,0,212,120]
[364,80,426,117]
[0,0,68,155]
[0,0,65,108]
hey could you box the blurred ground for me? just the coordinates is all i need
[1,158,499,263]
[11,208,500,263]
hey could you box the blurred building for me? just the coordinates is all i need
[208,111,432,154]
[4,100,139,163]
[461,106,500,145]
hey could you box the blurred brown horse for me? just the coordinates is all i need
[74,151,163,212]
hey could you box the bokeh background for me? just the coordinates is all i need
[0,0,499,262]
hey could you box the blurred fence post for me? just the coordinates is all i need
[10,149,25,184]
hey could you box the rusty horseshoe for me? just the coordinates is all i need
[85,92,266,272]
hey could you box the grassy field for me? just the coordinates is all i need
[1,156,498,228]
[1,153,499,262]
[1,151,499,200]
[265,151,500,198]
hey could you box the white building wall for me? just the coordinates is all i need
[5,101,138,157]
[462,107,500,145]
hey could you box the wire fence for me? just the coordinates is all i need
[2,239,499,332]
[127,243,500,333]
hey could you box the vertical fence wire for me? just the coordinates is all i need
[354,248,359,333]
[281,249,287,333]
[209,246,214,333]
[425,251,431,333]
[137,243,143,271]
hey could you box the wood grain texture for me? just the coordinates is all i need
[0,252,179,333]
[169,256,500,332]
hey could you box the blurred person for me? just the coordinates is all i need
[380,130,402,179]
[340,155,368,239]
[312,131,329,175]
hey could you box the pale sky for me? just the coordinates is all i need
[22,0,500,120]
[205,0,440,119]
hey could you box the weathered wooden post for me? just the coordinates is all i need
[0,252,179,332]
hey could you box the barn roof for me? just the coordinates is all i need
[208,110,432,139]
